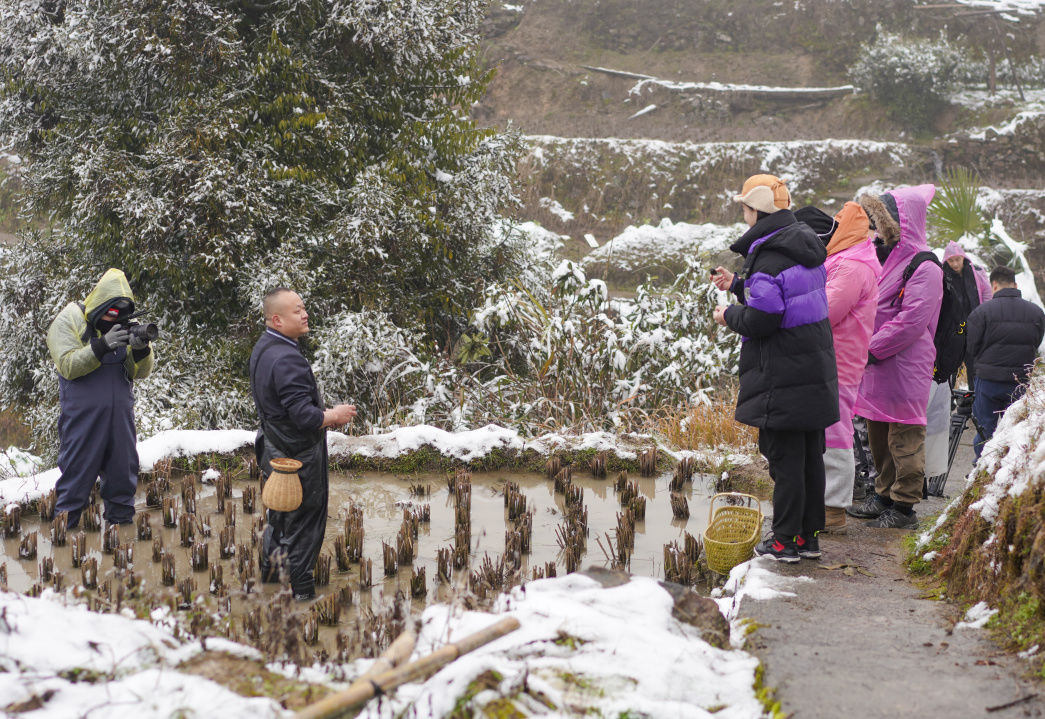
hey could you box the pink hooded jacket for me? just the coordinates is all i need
[974,267,993,304]
[855,185,943,425]
[825,236,882,386]
[943,241,993,305]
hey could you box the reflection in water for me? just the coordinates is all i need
[0,469,727,648]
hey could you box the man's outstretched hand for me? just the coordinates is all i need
[710,266,735,292]
[323,404,357,428]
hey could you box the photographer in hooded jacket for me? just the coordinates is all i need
[46,268,156,528]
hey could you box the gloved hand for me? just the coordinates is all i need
[103,324,130,351]
[128,328,149,350]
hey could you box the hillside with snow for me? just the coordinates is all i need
[475,0,1045,286]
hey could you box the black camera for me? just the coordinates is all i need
[128,322,158,342]
[124,310,159,343]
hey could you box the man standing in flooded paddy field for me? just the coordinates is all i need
[250,288,357,600]
[47,268,155,529]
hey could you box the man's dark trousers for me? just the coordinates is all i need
[759,428,826,538]
[259,447,328,597]
[55,347,138,527]
[973,377,1024,458]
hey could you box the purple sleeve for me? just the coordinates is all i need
[869,262,943,360]
[724,271,785,339]
[745,272,785,316]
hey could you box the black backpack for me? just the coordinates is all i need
[895,251,971,383]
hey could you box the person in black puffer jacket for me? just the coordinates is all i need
[712,174,839,563]
[966,266,1045,457]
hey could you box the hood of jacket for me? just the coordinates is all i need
[861,185,935,251]
[825,233,882,278]
[83,268,136,327]
[890,184,935,251]
[860,184,935,277]
[826,202,872,256]
[730,209,827,268]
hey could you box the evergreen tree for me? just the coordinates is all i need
[0,0,521,448]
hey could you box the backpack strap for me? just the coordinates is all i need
[893,251,940,307]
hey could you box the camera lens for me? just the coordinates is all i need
[129,323,159,342]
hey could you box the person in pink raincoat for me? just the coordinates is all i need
[942,241,993,384]
[818,203,881,533]
[847,184,943,530]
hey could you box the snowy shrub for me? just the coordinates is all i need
[0,0,523,450]
[429,257,742,433]
[849,32,963,130]
[952,54,1045,90]
[310,310,423,425]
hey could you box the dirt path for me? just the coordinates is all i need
[740,430,1045,718]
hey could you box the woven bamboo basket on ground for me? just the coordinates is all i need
[262,457,303,512]
[703,492,763,575]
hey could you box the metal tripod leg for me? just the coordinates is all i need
[927,413,969,497]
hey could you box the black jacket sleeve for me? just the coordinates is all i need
[724,304,783,339]
[966,305,985,365]
[272,351,324,432]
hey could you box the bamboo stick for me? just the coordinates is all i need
[295,617,520,719]
[346,630,416,694]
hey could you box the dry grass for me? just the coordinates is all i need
[653,399,756,451]
[0,408,32,449]
[917,371,1045,666]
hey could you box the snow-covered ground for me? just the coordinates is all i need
[356,560,812,719]
[0,429,258,507]
[525,135,914,203]
[360,573,768,718]
[946,0,1045,16]
[964,371,1045,524]
[630,75,854,97]
[967,110,1045,141]
[0,590,284,718]
[497,220,567,261]
[0,559,805,718]
[0,423,779,716]
[951,87,1045,110]
[0,446,42,479]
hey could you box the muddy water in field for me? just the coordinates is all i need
[0,469,734,645]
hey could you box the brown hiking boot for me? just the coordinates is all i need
[823,506,847,534]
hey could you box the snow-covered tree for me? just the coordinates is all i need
[0,0,521,448]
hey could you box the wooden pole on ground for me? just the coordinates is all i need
[295,616,520,719]
[347,630,417,694]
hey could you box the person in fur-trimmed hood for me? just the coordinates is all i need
[847,185,942,530]
[712,174,839,563]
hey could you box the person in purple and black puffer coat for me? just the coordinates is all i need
[712,174,839,563]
